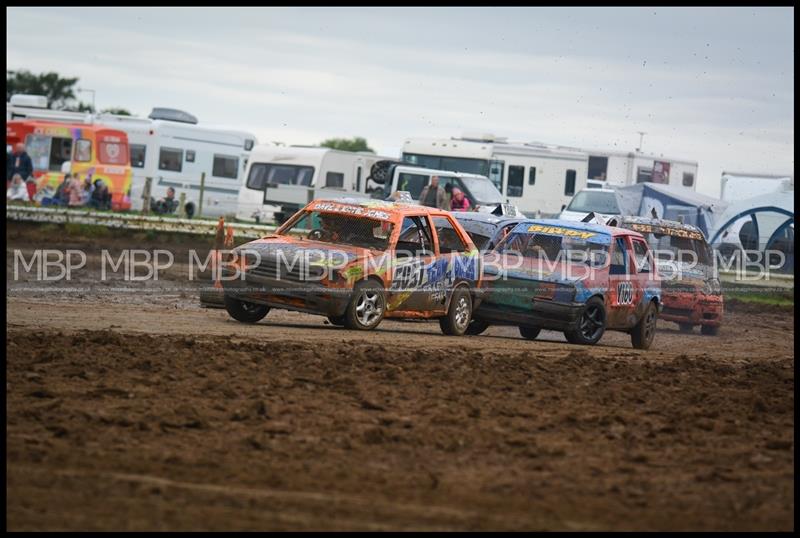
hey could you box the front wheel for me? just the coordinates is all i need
[344,280,385,331]
[519,326,541,340]
[439,287,472,336]
[700,324,720,336]
[631,301,658,350]
[564,296,606,345]
[224,295,270,323]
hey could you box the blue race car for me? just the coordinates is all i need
[469,219,662,349]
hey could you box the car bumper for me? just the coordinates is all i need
[474,299,584,331]
[221,269,352,318]
[660,293,724,327]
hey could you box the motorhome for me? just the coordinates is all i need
[369,160,522,216]
[583,149,699,191]
[401,135,589,217]
[7,94,258,218]
[6,118,133,210]
[236,145,394,224]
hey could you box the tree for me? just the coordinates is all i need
[320,136,374,153]
[100,107,132,116]
[7,69,93,111]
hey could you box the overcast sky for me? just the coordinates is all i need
[6,6,794,197]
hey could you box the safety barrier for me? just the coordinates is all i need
[5,205,278,239]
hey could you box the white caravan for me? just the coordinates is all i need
[7,95,258,219]
[583,149,699,191]
[720,171,793,202]
[236,145,393,224]
[401,135,589,217]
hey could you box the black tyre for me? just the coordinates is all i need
[224,295,270,323]
[519,326,541,340]
[344,280,385,331]
[564,296,606,345]
[327,315,346,326]
[465,320,490,336]
[700,324,720,336]
[439,287,472,336]
[678,322,694,333]
[631,301,658,350]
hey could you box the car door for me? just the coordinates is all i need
[388,215,439,314]
[606,235,637,329]
[430,214,478,311]
[629,235,656,322]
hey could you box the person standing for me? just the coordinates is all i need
[418,175,447,209]
[9,143,33,183]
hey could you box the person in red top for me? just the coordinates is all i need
[450,187,471,212]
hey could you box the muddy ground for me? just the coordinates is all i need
[5,223,795,531]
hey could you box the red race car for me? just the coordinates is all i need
[221,198,482,335]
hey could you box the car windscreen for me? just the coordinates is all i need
[496,231,610,266]
[647,233,713,266]
[281,210,394,251]
[566,191,621,214]
[457,176,504,205]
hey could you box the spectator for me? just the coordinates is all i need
[25,176,37,202]
[80,176,94,205]
[6,174,30,202]
[40,174,71,207]
[88,179,112,210]
[450,187,471,212]
[67,173,85,207]
[9,143,33,183]
[443,182,453,210]
[418,175,447,209]
[151,187,179,214]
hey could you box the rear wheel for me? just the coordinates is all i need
[700,324,720,336]
[465,320,490,336]
[224,295,270,323]
[519,326,541,340]
[439,287,472,336]
[344,280,385,331]
[564,297,606,345]
[631,301,658,350]
[678,322,694,333]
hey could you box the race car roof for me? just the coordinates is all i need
[510,218,636,245]
[306,198,451,220]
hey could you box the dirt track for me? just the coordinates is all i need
[5,224,796,530]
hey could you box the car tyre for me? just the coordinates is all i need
[700,324,720,336]
[465,319,490,336]
[631,301,658,350]
[344,280,386,331]
[564,296,606,345]
[519,326,541,340]
[439,287,472,336]
[224,295,270,323]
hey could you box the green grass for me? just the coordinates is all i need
[724,284,794,307]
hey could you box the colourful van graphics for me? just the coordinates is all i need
[6,120,133,211]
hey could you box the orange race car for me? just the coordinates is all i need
[220,198,483,335]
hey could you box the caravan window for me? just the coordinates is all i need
[74,139,92,162]
[159,147,183,172]
[213,154,239,179]
[683,172,695,187]
[588,156,608,180]
[636,167,653,183]
[186,150,196,163]
[506,165,524,197]
[325,171,345,188]
[529,167,536,185]
[246,163,314,190]
[130,144,146,168]
[402,153,490,176]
